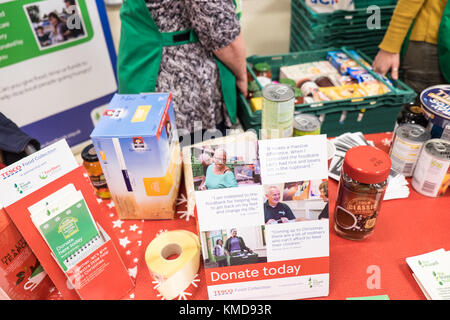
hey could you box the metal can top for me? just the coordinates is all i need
[395,124,430,143]
[262,83,295,102]
[294,114,321,132]
[423,139,450,161]
[420,85,450,120]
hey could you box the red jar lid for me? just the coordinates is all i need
[343,146,391,184]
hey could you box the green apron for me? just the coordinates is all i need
[438,0,450,82]
[117,0,238,123]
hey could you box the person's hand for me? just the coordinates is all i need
[266,219,277,225]
[236,75,248,97]
[198,184,207,191]
[280,217,290,223]
[372,49,400,80]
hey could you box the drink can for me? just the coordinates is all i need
[420,85,450,141]
[412,139,450,197]
[389,124,430,177]
[293,114,321,136]
[261,83,295,140]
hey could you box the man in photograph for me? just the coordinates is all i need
[264,186,296,224]
[224,229,253,255]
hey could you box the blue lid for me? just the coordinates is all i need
[90,93,172,138]
[420,85,450,120]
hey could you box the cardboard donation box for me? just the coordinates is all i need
[90,93,182,220]
[0,140,134,300]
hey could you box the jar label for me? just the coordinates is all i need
[335,187,384,233]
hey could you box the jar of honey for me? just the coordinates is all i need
[334,146,391,240]
[82,144,111,199]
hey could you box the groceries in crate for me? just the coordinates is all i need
[305,0,355,13]
[261,83,295,140]
[293,114,321,136]
[250,96,263,112]
[253,62,272,87]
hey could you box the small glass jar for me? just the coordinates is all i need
[248,80,261,99]
[254,62,272,82]
[82,144,111,199]
[334,146,391,240]
[294,88,303,105]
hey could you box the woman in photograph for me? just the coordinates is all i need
[199,148,238,190]
[213,239,228,267]
[48,12,68,44]
[318,181,329,220]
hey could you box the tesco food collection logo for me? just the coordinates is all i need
[1,165,22,180]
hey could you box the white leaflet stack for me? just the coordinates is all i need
[406,249,450,300]
[328,132,410,200]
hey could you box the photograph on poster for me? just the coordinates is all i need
[201,226,268,269]
[24,0,87,50]
[263,179,329,225]
[190,141,261,191]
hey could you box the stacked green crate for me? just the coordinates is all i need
[238,47,416,138]
[290,0,398,59]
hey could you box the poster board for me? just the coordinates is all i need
[0,0,117,148]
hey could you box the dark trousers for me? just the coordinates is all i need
[402,41,447,95]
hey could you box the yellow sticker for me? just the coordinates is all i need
[99,150,106,161]
[131,105,151,122]
[365,218,377,229]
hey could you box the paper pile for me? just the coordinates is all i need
[328,132,410,200]
[406,249,450,300]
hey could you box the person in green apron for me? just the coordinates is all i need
[372,0,449,94]
[117,0,247,146]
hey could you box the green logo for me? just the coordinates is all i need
[14,183,23,194]
[58,217,79,239]
[39,173,48,180]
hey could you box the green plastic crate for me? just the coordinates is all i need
[289,29,383,53]
[354,0,397,9]
[238,47,416,138]
[291,1,392,38]
[289,23,385,53]
[292,0,396,30]
[290,15,388,46]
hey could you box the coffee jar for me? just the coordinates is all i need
[334,146,391,240]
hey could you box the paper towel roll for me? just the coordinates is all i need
[145,230,200,299]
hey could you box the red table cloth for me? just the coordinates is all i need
[48,132,450,300]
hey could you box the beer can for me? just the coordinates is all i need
[412,139,450,197]
[420,85,450,141]
[389,124,430,177]
[293,114,321,136]
[261,83,295,140]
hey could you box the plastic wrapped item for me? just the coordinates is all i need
[305,0,355,13]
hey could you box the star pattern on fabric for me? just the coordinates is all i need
[176,193,187,206]
[177,209,194,222]
[112,219,124,229]
[128,266,138,278]
[119,236,131,248]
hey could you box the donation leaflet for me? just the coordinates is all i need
[188,135,330,300]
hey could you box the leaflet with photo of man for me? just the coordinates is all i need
[194,135,330,300]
